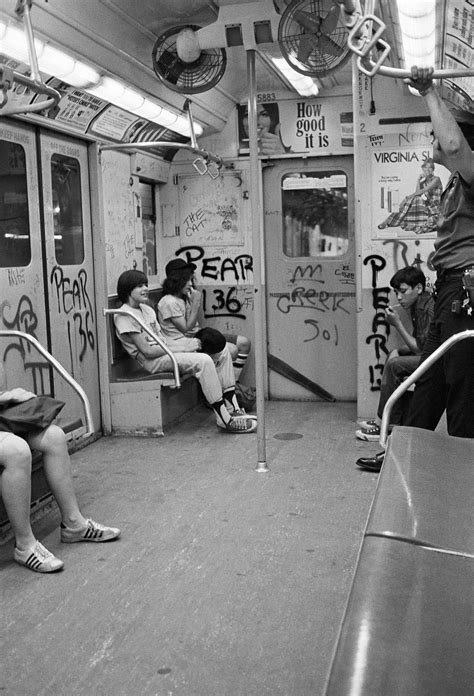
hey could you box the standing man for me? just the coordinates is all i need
[357,65,474,472]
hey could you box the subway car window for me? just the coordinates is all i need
[282,171,348,258]
[51,154,84,265]
[138,180,157,276]
[0,140,31,267]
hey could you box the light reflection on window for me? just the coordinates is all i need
[0,140,31,267]
[51,154,84,264]
[282,171,349,257]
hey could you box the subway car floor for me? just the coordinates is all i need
[0,401,380,696]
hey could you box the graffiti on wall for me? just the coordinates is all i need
[363,254,391,392]
[165,246,254,324]
[178,174,244,246]
[0,294,52,394]
[174,245,253,283]
[201,287,254,321]
[50,266,96,361]
[7,267,26,286]
[363,237,437,389]
[270,262,355,348]
[382,238,435,284]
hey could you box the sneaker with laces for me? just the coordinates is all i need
[61,519,121,543]
[217,415,257,433]
[357,418,379,430]
[231,407,257,419]
[355,423,381,441]
[14,540,64,573]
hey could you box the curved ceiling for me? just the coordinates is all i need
[1,0,472,135]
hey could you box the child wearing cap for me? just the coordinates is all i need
[114,270,257,434]
[159,258,252,381]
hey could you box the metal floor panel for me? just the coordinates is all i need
[0,401,377,696]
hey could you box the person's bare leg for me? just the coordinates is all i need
[28,424,120,543]
[1,431,64,572]
[0,432,36,550]
[27,424,87,530]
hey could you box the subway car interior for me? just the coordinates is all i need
[1,0,473,694]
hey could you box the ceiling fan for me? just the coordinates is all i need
[278,0,352,77]
[152,0,352,94]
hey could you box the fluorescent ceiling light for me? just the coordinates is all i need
[271,57,319,96]
[174,115,193,135]
[37,44,101,88]
[0,17,202,136]
[86,76,127,103]
[134,99,163,120]
[396,0,436,95]
[85,76,200,136]
[0,23,39,63]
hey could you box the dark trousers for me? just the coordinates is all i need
[377,354,419,425]
[406,276,474,437]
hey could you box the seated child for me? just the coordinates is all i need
[159,258,251,380]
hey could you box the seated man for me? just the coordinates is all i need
[114,270,257,434]
[0,387,120,573]
[356,266,434,442]
[162,258,252,381]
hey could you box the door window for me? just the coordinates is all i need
[282,171,348,257]
[138,180,157,276]
[0,140,30,267]
[51,154,84,264]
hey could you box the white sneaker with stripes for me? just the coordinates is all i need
[14,540,64,573]
[61,518,121,543]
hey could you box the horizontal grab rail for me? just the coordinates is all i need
[0,0,61,117]
[359,59,474,80]
[99,141,224,167]
[0,67,61,116]
[340,1,474,79]
[380,330,474,447]
[0,330,94,435]
[103,309,181,388]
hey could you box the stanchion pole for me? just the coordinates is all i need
[247,49,268,473]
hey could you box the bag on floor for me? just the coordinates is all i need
[0,396,65,435]
[235,383,256,411]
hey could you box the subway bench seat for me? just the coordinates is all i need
[324,427,474,696]
[105,295,201,437]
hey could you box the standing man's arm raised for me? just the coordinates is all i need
[405,66,474,184]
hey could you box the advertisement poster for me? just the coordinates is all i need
[88,105,139,140]
[87,107,185,157]
[442,0,474,112]
[370,132,450,238]
[237,95,353,157]
[42,79,107,131]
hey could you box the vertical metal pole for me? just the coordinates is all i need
[19,0,42,82]
[247,49,268,472]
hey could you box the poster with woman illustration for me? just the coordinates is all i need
[372,142,449,238]
[236,95,353,157]
[237,102,290,156]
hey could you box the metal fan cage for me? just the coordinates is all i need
[278,0,352,77]
[152,25,227,94]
